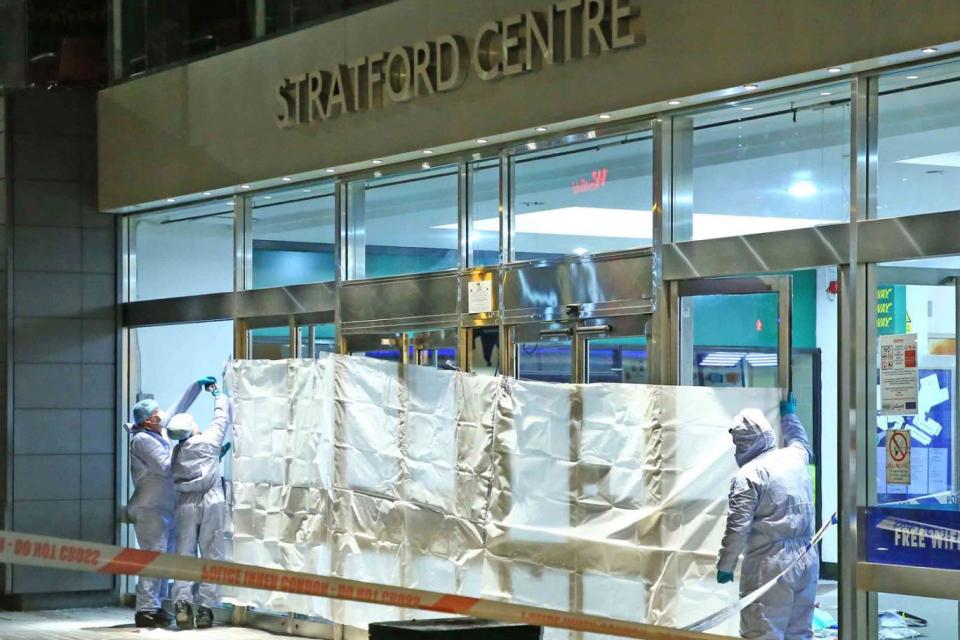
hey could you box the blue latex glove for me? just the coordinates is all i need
[780,391,797,417]
[197,375,217,388]
[716,570,734,584]
[219,442,232,461]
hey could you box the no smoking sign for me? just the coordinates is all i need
[886,429,911,485]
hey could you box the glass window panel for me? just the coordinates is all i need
[250,326,291,359]
[468,159,500,267]
[299,323,336,357]
[347,165,458,279]
[516,340,573,383]
[586,336,647,384]
[131,200,235,301]
[251,184,336,289]
[877,59,960,217]
[511,133,653,259]
[686,83,850,241]
[877,594,957,638]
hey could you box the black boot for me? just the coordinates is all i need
[175,600,194,629]
[134,611,158,628]
[196,605,214,629]
[154,608,176,627]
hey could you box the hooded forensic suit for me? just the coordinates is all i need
[717,409,818,640]
[170,394,231,607]
[126,382,203,613]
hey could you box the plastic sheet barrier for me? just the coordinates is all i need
[224,355,780,636]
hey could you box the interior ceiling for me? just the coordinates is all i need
[137,65,960,253]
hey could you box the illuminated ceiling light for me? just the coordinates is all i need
[373,170,383,178]
[667,100,681,106]
[922,47,938,53]
[741,106,753,111]
[372,159,383,165]
[535,126,548,132]
[263,196,272,200]
[788,180,818,197]
[166,198,176,203]
[586,130,597,139]
[422,149,433,155]
[281,176,292,182]
[906,75,920,80]
[820,91,832,96]
[743,83,759,90]
[433,208,827,240]
[598,113,612,119]
[421,162,431,169]
[526,141,537,150]
[573,247,588,255]
[827,67,842,73]
[476,138,488,144]
[202,191,212,195]
[302,189,312,193]
[241,184,251,189]
[897,151,960,167]
[325,168,336,173]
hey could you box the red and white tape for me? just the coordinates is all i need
[0,530,728,640]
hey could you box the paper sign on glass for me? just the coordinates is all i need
[879,333,918,415]
[468,279,493,314]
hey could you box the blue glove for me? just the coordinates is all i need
[197,376,216,387]
[219,442,232,460]
[780,391,797,417]
[717,570,734,584]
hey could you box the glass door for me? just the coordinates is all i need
[343,328,458,368]
[672,276,793,390]
[510,315,651,384]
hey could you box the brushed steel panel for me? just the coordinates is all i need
[123,281,336,327]
[340,271,459,329]
[502,251,653,322]
[858,562,960,600]
[662,223,849,280]
[858,209,960,264]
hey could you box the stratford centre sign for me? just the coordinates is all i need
[275,0,642,129]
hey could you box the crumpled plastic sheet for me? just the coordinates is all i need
[224,354,778,636]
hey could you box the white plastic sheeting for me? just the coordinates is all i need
[225,355,779,634]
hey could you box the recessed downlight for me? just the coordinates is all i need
[535,126,548,132]
[741,106,753,111]
[202,191,212,196]
[241,184,251,189]
[422,149,433,155]
[906,75,920,80]
[476,138,488,144]
[922,47,938,53]
[827,67,842,73]
[598,113,612,119]
[281,176,292,182]
[372,159,383,165]
[421,162,431,169]
[667,100,681,106]
[325,168,336,173]
[743,84,759,90]
[820,91,832,96]
[166,198,176,203]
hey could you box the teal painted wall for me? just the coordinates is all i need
[693,270,817,349]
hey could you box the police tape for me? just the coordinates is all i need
[0,529,727,640]
[682,513,838,633]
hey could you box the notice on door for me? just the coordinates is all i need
[467,278,493,314]
[886,429,912,485]
[879,333,919,415]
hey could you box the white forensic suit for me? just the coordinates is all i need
[127,382,203,613]
[717,410,818,640]
[170,393,231,607]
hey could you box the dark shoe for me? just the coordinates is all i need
[154,608,176,627]
[134,611,157,628]
[175,600,194,629]
[196,605,214,629]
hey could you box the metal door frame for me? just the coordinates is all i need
[341,326,459,366]
[668,275,793,392]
